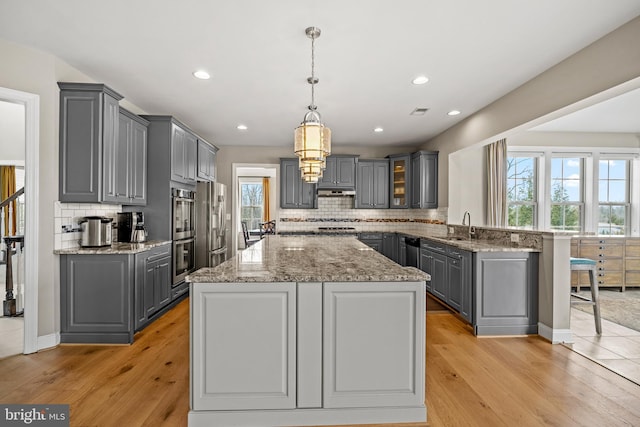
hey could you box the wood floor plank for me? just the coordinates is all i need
[1,300,640,427]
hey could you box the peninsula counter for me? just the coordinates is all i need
[187,236,429,427]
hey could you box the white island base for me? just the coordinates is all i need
[189,281,426,427]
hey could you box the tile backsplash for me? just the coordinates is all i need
[277,197,448,235]
[54,201,121,250]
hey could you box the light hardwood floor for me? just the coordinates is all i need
[1,299,639,427]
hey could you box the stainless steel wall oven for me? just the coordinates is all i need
[172,188,196,285]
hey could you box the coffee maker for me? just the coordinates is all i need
[117,212,147,243]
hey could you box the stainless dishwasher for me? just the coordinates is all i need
[405,237,420,268]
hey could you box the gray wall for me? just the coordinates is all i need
[422,16,640,208]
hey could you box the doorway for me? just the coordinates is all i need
[231,164,278,255]
[0,87,40,356]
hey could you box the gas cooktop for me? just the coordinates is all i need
[317,226,356,231]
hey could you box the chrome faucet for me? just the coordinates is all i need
[462,211,472,239]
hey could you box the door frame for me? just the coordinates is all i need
[0,87,39,354]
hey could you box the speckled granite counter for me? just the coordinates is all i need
[187,235,429,283]
[54,240,171,255]
[404,233,541,253]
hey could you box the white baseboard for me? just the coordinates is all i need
[538,323,573,344]
[37,332,60,351]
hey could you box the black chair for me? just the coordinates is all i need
[241,222,259,248]
[259,220,276,239]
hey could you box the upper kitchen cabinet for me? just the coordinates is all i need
[170,124,198,186]
[197,139,218,182]
[317,155,357,189]
[280,158,317,209]
[410,151,438,209]
[388,154,411,209]
[58,82,124,203]
[103,108,149,205]
[141,116,201,189]
[356,159,389,209]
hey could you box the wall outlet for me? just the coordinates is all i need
[448,226,454,234]
[510,233,520,243]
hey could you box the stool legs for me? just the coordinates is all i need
[587,268,602,334]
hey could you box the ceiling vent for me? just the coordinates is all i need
[410,108,429,116]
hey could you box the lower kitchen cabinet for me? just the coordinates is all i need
[60,254,134,343]
[358,232,383,253]
[473,251,538,335]
[135,243,172,330]
[382,232,398,262]
[60,242,175,344]
[190,281,425,417]
[419,238,535,333]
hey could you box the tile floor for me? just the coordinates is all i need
[566,307,640,385]
[0,316,23,359]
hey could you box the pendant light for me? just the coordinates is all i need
[294,26,331,181]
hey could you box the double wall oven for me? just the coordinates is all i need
[172,188,196,285]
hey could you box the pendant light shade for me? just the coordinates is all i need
[294,26,331,179]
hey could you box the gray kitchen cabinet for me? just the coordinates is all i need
[358,232,383,253]
[473,252,538,335]
[103,108,148,205]
[388,154,411,209]
[60,244,175,344]
[58,82,123,203]
[197,139,218,182]
[317,155,357,189]
[135,243,172,330]
[60,254,134,344]
[280,158,317,209]
[382,233,397,262]
[410,151,438,209]
[419,240,470,317]
[398,235,407,266]
[170,124,198,186]
[356,160,389,209]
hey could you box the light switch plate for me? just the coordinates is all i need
[510,233,520,243]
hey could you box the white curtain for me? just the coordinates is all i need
[486,138,507,227]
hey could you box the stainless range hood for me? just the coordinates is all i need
[317,189,356,197]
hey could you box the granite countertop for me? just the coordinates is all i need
[187,235,429,283]
[54,240,172,255]
[404,233,541,253]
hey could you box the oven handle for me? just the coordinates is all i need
[174,237,195,245]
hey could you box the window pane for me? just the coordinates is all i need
[608,160,626,179]
[564,182,580,201]
[551,158,563,179]
[550,204,582,231]
[599,160,609,179]
[240,183,264,231]
[598,205,626,235]
[608,181,626,203]
[508,204,535,228]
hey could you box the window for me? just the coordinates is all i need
[240,182,263,232]
[598,159,629,235]
[550,157,583,232]
[507,156,537,228]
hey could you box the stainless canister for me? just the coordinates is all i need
[79,216,113,247]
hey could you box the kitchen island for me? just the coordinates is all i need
[187,235,429,427]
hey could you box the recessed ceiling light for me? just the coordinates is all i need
[374,127,384,133]
[412,75,429,85]
[193,70,211,80]
[237,124,248,130]
[447,110,461,116]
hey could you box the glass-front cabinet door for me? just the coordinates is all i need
[388,154,410,209]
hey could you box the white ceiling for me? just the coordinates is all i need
[1,0,639,148]
[530,87,640,133]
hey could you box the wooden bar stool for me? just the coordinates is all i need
[570,257,602,334]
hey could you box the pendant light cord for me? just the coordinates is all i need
[310,33,316,111]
